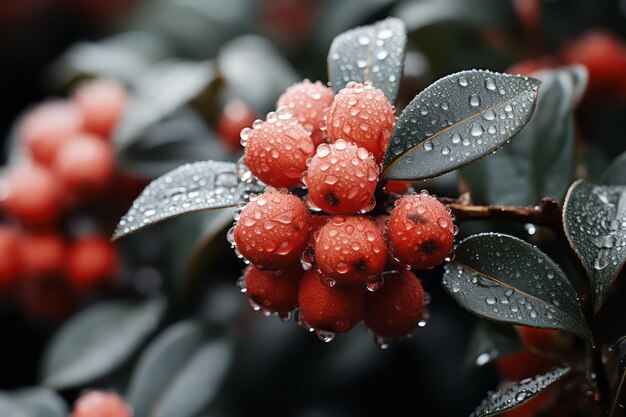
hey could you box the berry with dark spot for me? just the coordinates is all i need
[314,216,386,286]
[297,268,363,332]
[243,263,303,315]
[388,193,454,269]
[363,270,425,338]
[71,391,132,417]
[325,83,395,162]
[233,189,311,269]
[276,79,334,146]
[242,110,315,188]
[305,140,379,214]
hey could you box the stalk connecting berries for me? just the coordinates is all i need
[232,79,457,345]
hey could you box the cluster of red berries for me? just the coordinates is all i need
[0,79,128,320]
[229,80,456,343]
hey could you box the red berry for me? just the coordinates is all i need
[67,236,119,290]
[305,140,378,214]
[309,214,329,246]
[20,100,83,166]
[383,180,411,195]
[242,110,315,188]
[0,226,21,292]
[19,232,67,276]
[233,189,311,269]
[496,350,552,381]
[73,78,128,138]
[276,79,334,146]
[243,263,303,315]
[517,326,559,352]
[297,269,363,332]
[364,270,425,338]
[325,83,395,162]
[71,391,132,417]
[2,165,64,225]
[53,133,115,197]
[19,274,75,321]
[388,193,454,269]
[314,216,387,286]
[217,99,258,151]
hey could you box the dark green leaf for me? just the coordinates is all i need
[465,321,523,368]
[601,151,626,186]
[327,17,406,103]
[563,180,626,313]
[0,388,67,417]
[42,298,165,389]
[471,367,570,417]
[461,66,587,205]
[218,35,299,113]
[126,321,233,417]
[113,161,244,240]
[382,70,540,180]
[442,233,592,343]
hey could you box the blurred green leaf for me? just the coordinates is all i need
[126,321,233,417]
[601,151,626,186]
[327,17,406,102]
[0,388,67,417]
[563,180,626,313]
[442,233,592,343]
[383,70,540,180]
[42,298,165,389]
[462,66,587,205]
[471,367,570,417]
[465,321,523,368]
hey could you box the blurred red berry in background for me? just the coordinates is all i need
[67,236,119,290]
[73,79,128,139]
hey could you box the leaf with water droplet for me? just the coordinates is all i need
[114,160,247,240]
[601,150,626,186]
[563,180,626,313]
[126,320,233,417]
[471,367,570,417]
[465,321,523,369]
[327,17,406,103]
[442,233,592,343]
[461,66,587,205]
[382,70,540,180]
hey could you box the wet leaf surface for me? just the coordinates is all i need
[383,70,540,180]
[471,367,570,417]
[126,321,233,417]
[42,298,165,389]
[114,160,243,240]
[563,180,626,312]
[442,233,592,343]
[327,17,406,103]
[461,66,587,205]
[465,321,523,368]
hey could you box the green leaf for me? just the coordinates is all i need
[126,321,233,417]
[113,160,246,240]
[465,321,523,368]
[471,367,570,417]
[42,298,165,389]
[563,180,626,313]
[327,17,406,103]
[442,233,592,343]
[0,388,67,417]
[601,151,626,186]
[461,66,587,205]
[382,70,540,180]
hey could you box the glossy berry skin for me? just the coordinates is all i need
[363,270,425,338]
[388,194,454,269]
[243,111,315,188]
[73,79,128,138]
[306,140,378,214]
[2,165,64,225]
[20,100,83,166]
[276,80,334,146]
[67,236,119,290]
[19,232,67,276]
[325,83,395,162]
[314,216,387,286]
[217,99,258,151]
[234,190,311,269]
[243,264,303,315]
[297,269,363,332]
[71,391,132,417]
[384,180,411,195]
[0,226,21,292]
[53,133,115,196]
